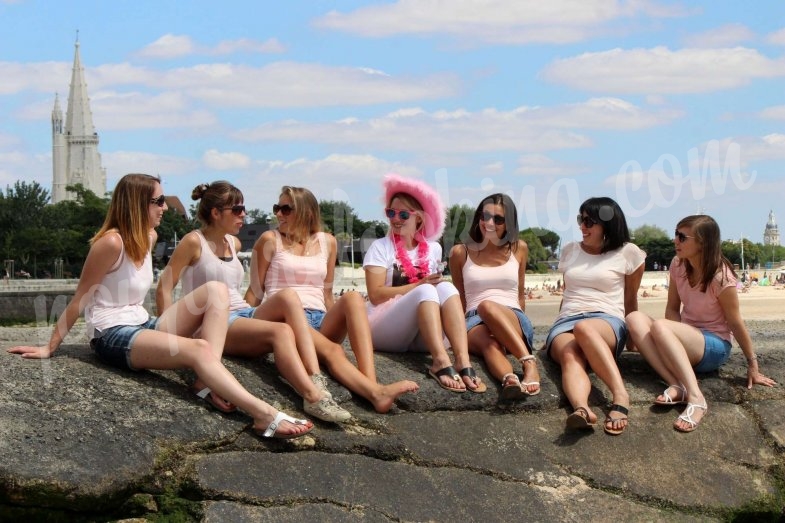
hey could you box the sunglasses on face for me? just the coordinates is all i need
[150,194,166,207]
[385,208,412,220]
[674,230,694,243]
[577,214,598,228]
[481,211,505,226]
[273,204,294,216]
[221,205,246,216]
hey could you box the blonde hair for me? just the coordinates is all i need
[91,173,161,263]
[192,181,243,226]
[279,186,322,243]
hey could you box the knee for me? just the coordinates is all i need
[318,341,344,360]
[412,284,440,303]
[476,300,495,317]
[572,321,593,342]
[343,290,365,309]
[205,281,229,305]
[625,311,647,337]
[650,319,672,342]
[271,322,296,346]
[185,339,219,366]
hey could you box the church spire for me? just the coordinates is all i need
[64,40,97,138]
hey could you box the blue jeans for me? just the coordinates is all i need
[228,306,257,326]
[304,308,326,330]
[694,330,732,373]
[90,317,160,371]
[465,307,535,354]
[545,312,627,360]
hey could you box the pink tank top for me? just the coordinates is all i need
[462,247,521,312]
[181,230,249,311]
[265,231,328,311]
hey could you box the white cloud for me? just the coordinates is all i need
[768,28,785,46]
[542,46,785,94]
[103,151,200,181]
[137,34,196,59]
[515,154,585,176]
[760,105,785,120]
[236,99,681,154]
[681,24,755,48]
[136,35,286,59]
[313,0,689,44]
[203,149,251,170]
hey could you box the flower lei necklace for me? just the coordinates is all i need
[392,233,430,283]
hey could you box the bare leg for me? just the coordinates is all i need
[550,333,598,425]
[572,320,629,433]
[253,288,321,375]
[225,318,322,404]
[417,301,465,391]
[468,325,513,382]
[319,291,377,382]
[478,301,539,393]
[312,329,419,413]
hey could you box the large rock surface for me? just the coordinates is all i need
[0,321,783,522]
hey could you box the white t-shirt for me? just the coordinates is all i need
[363,236,441,286]
[557,241,646,321]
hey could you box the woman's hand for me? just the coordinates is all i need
[7,345,55,359]
[419,273,443,286]
[747,360,777,389]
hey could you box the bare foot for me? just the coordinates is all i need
[370,380,420,413]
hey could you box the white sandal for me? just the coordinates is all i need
[519,355,541,396]
[654,383,687,406]
[675,402,707,433]
[499,373,525,401]
[254,411,314,439]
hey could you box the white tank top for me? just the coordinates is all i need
[462,248,521,312]
[86,233,152,338]
[181,230,249,311]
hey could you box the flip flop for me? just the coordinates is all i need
[566,407,596,430]
[193,386,237,413]
[604,404,629,436]
[459,366,487,393]
[253,411,314,439]
[427,365,465,393]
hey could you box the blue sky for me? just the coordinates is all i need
[1,0,784,245]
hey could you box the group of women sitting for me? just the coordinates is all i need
[8,173,776,440]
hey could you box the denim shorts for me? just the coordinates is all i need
[90,317,160,371]
[544,312,627,361]
[304,308,326,330]
[694,330,732,373]
[465,307,535,353]
[229,306,257,326]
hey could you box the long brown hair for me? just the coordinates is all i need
[280,186,322,243]
[676,214,736,292]
[91,173,161,263]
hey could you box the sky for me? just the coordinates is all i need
[1,0,784,245]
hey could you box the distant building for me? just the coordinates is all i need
[764,210,780,246]
[51,38,106,204]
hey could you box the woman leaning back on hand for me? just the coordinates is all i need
[8,174,312,439]
[626,214,776,433]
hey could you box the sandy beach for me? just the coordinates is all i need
[522,281,785,326]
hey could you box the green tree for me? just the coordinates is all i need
[246,208,274,225]
[156,208,195,243]
[631,224,669,242]
[442,204,475,254]
[519,230,549,272]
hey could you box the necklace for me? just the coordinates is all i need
[280,231,311,256]
[393,234,430,283]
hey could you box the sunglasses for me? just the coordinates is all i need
[221,205,246,216]
[385,208,413,220]
[481,211,505,226]
[674,230,694,243]
[577,214,598,228]
[273,204,294,216]
[150,194,166,207]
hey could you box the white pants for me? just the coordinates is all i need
[369,281,459,352]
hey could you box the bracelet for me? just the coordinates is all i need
[746,355,757,363]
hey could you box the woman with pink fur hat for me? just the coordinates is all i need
[363,174,487,393]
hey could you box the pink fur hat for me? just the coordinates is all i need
[383,173,446,241]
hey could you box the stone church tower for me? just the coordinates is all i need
[51,39,106,204]
[764,210,780,246]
